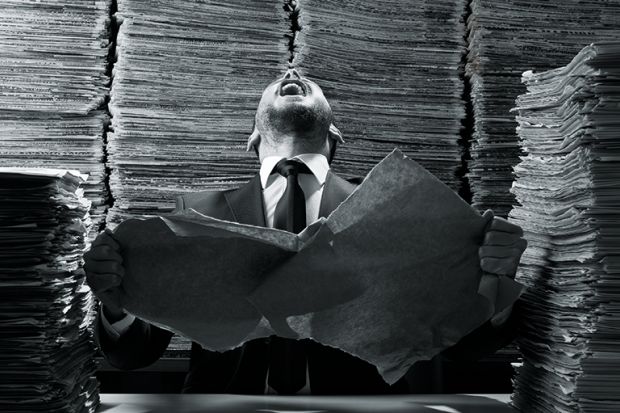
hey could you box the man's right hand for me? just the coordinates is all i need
[84,228,126,321]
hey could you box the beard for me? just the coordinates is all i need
[263,101,332,140]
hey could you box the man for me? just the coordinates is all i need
[85,68,527,394]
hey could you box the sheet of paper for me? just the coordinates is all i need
[114,211,369,350]
[112,149,522,384]
[113,216,294,351]
[249,149,521,384]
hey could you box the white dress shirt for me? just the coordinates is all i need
[101,153,330,338]
[259,153,329,228]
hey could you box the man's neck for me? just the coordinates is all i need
[258,137,330,162]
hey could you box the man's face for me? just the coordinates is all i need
[255,69,333,141]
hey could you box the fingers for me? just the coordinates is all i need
[84,259,125,277]
[91,229,121,251]
[87,273,122,295]
[84,230,124,275]
[84,243,123,263]
[479,242,526,270]
[489,217,524,236]
[482,209,494,221]
[84,229,125,300]
[480,256,520,276]
[480,216,527,277]
[479,245,526,259]
[97,288,124,313]
[484,230,527,247]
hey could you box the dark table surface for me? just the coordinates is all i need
[99,393,516,412]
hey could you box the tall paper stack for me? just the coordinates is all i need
[466,0,620,216]
[510,42,620,413]
[0,1,112,233]
[0,169,99,412]
[106,0,291,227]
[294,0,467,190]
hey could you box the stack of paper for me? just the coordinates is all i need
[466,0,620,216]
[106,0,290,227]
[509,43,620,413]
[0,169,99,412]
[0,1,112,233]
[294,0,467,190]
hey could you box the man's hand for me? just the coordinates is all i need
[84,229,126,321]
[479,210,527,278]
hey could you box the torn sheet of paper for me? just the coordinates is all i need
[249,149,523,384]
[113,211,366,351]
[111,148,522,384]
[113,216,294,351]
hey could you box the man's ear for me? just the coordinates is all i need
[328,124,345,145]
[246,128,261,152]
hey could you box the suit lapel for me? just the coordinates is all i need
[223,171,356,226]
[318,171,358,218]
[223,174,266,227]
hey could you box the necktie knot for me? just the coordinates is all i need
[274,159,311,178]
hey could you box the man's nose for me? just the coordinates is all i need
[283,69,301,79]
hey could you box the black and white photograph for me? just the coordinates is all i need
[0,1,618,412]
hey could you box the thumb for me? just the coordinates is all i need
[104,227,118,241]
[482,209,494,228]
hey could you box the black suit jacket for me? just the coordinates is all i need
[98,171,518,394]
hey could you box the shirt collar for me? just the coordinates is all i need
[259,153,330,189]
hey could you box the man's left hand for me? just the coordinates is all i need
[479,210,527,278]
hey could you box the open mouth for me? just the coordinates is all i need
[279,79,306,96]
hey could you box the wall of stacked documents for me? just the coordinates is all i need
[466,0,620,216]
[0,169,100,412]
[13,0,620,228]
[509,42,620,413]
[294,0,468,191]
[0,1,112,235]
[106,0,291,226]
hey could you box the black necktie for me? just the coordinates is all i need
[268,159,310,394]
[272,159,311,234]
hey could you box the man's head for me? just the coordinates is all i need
[247,69,344,162]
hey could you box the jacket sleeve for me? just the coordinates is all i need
[440,298,521,361]
[96,315,174,370]
[95,195,185,369]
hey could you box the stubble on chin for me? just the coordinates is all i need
[266,103,331,138]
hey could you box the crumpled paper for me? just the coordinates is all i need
[111,149,522,384]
